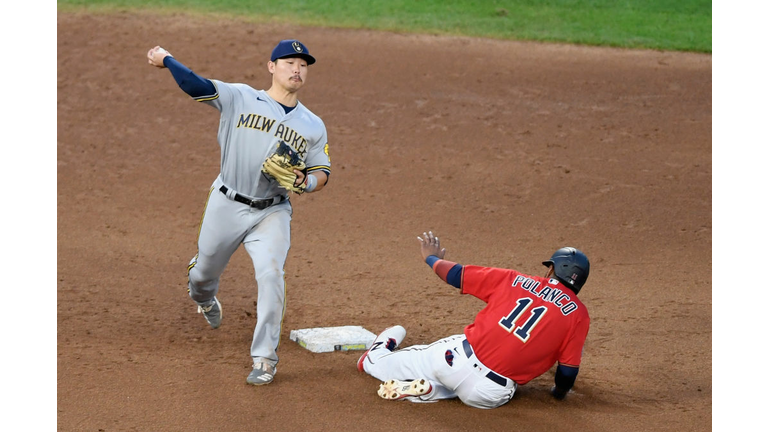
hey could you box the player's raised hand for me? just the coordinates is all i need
[147,46,172,68]
[417,230,446,260]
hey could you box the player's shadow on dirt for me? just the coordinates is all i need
[513,382,656,414]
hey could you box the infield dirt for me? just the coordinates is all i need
[57,11,712,431]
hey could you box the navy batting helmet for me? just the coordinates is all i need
[542,247,590,295]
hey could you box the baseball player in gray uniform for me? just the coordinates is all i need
[147,39,331,385]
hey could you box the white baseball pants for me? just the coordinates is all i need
[364,334,517,409]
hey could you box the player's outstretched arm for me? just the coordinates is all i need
[146,45,215,98]
[417,231,462,289]
[147,46,172,67]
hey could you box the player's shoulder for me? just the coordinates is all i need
[232,82,262,94]
[211,80,260,93]
[576,299,589,316]
[571,296,590,321]
[296,101,325,123]
[465,264,517,277]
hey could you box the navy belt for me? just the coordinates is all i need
[220,186,284,210]
[462,339,509,387]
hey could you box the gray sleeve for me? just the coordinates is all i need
[305,126,331,175]
[200,80,236,116]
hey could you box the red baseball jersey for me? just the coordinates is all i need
[461,265,590,385]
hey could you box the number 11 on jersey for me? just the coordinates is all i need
[498,297,547,342]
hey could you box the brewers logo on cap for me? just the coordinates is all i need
[271,39,316,64]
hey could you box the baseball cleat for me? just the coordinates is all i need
[377,379,433,401]
[197,297,222,329]
[246,361,276,386]
[357,325,406,372]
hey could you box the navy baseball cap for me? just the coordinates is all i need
[271,39,316,65]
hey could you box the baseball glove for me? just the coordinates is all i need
[262,141,307,194]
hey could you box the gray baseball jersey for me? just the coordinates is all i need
[199,80,331,198]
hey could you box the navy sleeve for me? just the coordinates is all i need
[163,56,216,98]
[551,365,579,400]
[445,264,462,288]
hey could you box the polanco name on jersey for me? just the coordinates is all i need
[511,275,578,316]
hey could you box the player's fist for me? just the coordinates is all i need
[551,385,568,400]
[147,45,172,68]
[417,230,446,260]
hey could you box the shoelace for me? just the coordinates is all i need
[198,303,214,314]
[253,362,275,374]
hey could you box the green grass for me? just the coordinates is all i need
[57,0,711,53]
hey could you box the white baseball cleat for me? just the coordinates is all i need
[377,378,433,401]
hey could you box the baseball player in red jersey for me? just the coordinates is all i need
[357,231,591,409]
